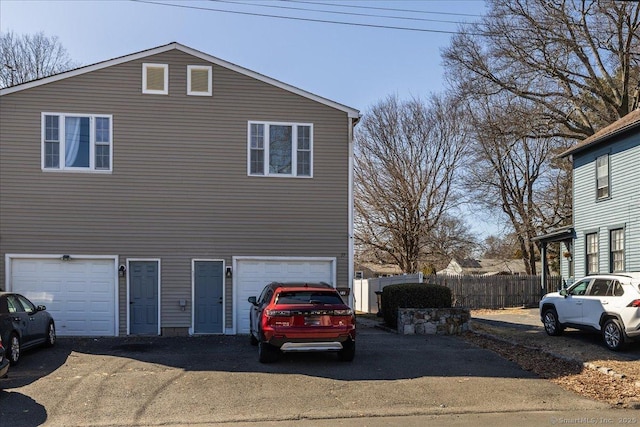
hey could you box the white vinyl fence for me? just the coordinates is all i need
[353,273,423,314]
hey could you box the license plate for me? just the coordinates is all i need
[304,316,321,326]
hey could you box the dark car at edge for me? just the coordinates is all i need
[0,335,8,379]
[0,292,56,365]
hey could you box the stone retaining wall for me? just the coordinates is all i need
[397,308,470,335]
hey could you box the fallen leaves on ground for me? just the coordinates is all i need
[463,326,640,409]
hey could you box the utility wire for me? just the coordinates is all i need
[130,0,484,34]
[210,0,476,24]
[282,0,483,18]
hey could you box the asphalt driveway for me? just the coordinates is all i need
[0,320,633,426]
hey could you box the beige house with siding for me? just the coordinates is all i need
[0,42,359,337]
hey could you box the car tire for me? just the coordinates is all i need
[542,309,563,336]
[45,321,56,347]
[602,318,626,351]
[8,333,20,366]
[337,339,355,362]
[258,341,279,363]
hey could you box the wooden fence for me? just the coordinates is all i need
[429,274,564,309]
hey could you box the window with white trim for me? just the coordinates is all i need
[610,228,624,273]
[42,113,113,172]
[187,65,212,96]
[596,154,609,199]
[248,122,313,177]
[586,232,599,274]
[142,63,168,95]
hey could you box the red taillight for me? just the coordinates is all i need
[332,309,353,316]
[628,299,640,308]
[265,309,291,317]
[264,310,293,327]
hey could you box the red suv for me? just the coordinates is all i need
[248,282,356,363]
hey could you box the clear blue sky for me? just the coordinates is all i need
[1,0,500,239]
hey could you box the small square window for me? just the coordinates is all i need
[143,63,168,95]
[187,65,212,96]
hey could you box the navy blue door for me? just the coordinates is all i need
[194,261,223,334]
[129,261,159,335]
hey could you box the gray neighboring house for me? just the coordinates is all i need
[538,108,640,285]
[354,262,402,279]
[0,42,360,337]
[437,258,539,276]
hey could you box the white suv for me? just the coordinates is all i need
[539,273,640,351]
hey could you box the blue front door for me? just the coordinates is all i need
[194,261,223,334]
[129,261,159,335]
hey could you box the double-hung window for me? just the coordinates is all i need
[586,232,599,274]
[248,121,313,177]
[610,228,624,273]
[596,154,609,199]
[42,113,113,172]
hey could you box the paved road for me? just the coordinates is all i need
[472,307,542,328]
[0,320,635,426]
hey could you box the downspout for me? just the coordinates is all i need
[348,116,356,308]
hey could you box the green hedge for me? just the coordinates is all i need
[382,283,452,328]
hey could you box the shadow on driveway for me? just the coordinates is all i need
[0,323,613,427]
[0,391,47,427]
[2,324,540,389]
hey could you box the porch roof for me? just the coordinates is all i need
[532,226,574,244]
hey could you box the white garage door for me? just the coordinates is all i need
[10,257,117,336]
[235,258,334,334]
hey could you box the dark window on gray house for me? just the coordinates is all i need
[610,228,624,273]
[586,232,599,274]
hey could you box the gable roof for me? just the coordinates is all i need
[560,108,640,158]
[457,259,481,268]
[355,262,403,277]
[0,42,360,120]
[437,258,539,276]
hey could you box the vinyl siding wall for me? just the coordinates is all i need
[572,132,640,278]
[0,50,352,334]
[559,241,573,280]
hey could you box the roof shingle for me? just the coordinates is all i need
[560,109,640,158]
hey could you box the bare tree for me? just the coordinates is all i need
[443,0,640,140]
[482,233,520,260]
[354,95,470,273]
[464,96,566,274]
[423,214,478,271]
[1,31,77,88]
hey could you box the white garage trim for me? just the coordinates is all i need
[5,254,119,336]
[231,256,336,335]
